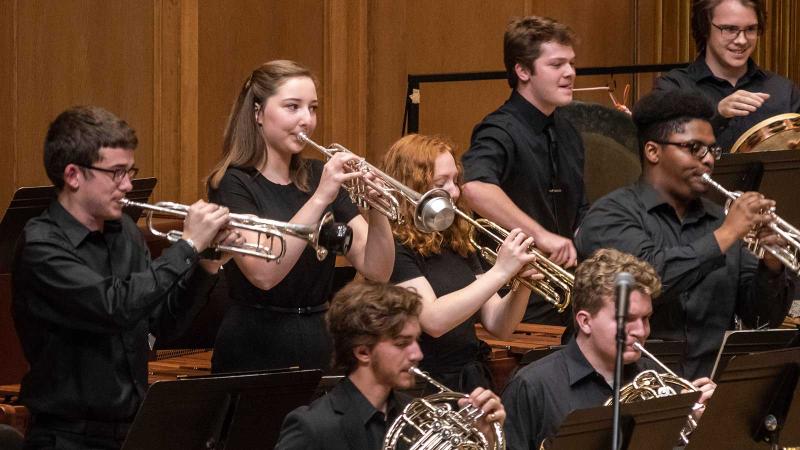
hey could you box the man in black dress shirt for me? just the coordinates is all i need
[275,279,507,450]
[461,16,588,326]
[575,91,794,380]
[13,106,234,449]
[502,248,716,449]
[654,0,800,152]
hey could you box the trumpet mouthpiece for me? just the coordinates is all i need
[297,132,308,142]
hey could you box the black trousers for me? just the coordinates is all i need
[24,418,129,450]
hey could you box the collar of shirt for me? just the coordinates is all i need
[48,201,123,248]
[563,338,652,387]
[686,51,766,86]
[633,179,723,223]
[341,377,401,427]
[507,90,554,133]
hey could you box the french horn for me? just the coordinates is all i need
[383,367,504,450]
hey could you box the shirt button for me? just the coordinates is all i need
[185,257,192,265]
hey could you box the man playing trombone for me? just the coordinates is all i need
[12,105,238,450]
[575,91,795,380]
[502,248,716,449]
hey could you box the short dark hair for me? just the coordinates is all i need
[691,0,766,51]
[631,90,714,165]
[503,16,577,89]
[44,106,138,189]
[572,248,661,329]
[326,279,422,374]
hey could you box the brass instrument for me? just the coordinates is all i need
[383,367,505,450]
[455,211,574,312]
[730,113,800,153]
[297,132,456,232]
[604,342,699,445]
[701,174,800,275]
[120,199,352,261]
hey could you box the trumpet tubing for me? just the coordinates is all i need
[455,210,574,313]
[297,132,456,233]
[701,174,800,275]
[119,199,352,261]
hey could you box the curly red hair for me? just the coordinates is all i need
[381,134,475,257]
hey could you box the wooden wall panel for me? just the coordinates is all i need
[0,0,16,212]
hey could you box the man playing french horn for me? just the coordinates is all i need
[502,249,716,449]
[275,279,506,450]
[575,90,795,381]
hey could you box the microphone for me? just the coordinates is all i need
[614,272,635,321]
[611,272,635,450]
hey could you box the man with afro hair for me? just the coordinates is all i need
[575,90,794,380]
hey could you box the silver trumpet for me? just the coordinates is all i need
[383,367,505,450]
[120,199,352,261]
[297,132,456,232]
[701,174,800,275]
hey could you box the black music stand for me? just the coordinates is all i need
[708,150,800,225]
[0,178,157,273]
[122,368,322,450]
[687,347,800,449]
[543,392,700,450]
[710,329,799,380]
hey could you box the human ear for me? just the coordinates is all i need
[353,344,371,364]
[514,63,533,83]
[644,142,660,164]
[575,310,593,335]
[62,164,82,190]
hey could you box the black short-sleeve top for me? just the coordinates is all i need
[208,159,358,308]
[390,241,485,371]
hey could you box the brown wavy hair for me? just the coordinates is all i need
[206,60,318,192]
[572,248,662,327]
[380,134,474,257]
[327,279,422,374]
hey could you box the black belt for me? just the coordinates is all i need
[32,415,131,439]
[259,302,330,315]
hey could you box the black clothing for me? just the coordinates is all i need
[275,377,409,450]
[502,338,661,450]
[208,160,359,373]
[23,419,129,450]
[574,179,794,379]
[654,53,800,152]
[389,243,491,392]
[12,201,215,432]
[462,90,588,325]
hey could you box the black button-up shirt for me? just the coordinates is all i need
[575,180,794,379]
[502,338,660,450]
[654,52,800,152]
[12,201,217,422]
[462,91,588,324]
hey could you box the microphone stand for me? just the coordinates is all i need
[611,273,633,450]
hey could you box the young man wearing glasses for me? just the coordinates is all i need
[654,0,800,152]
[574,90,794,380]
[13,105,237,449]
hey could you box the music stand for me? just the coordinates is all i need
[122,368,322,450]
[710,329,799,380]
[687,347,800,449]
[708,150,800,225]
[0,178,157,273]
[544,392,700,450]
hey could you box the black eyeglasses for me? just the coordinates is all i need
[77,164,139,182]
[711,23,759,40]
[655,141,723,160]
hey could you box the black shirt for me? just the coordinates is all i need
[574,179,794,379]
[462,91,588,325]
[12,201,216,422]
[208,160,358,308]
[275,377,406,450]
[502,338,661,450]
[654,52,800,152]
[390,243,488,391]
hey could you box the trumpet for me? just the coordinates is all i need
[701,174,800,275]
[604,342,700,445]
[383,367,505,450]
[297,132,456,233]
[119,199,352,261]
[454,210,574,312]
